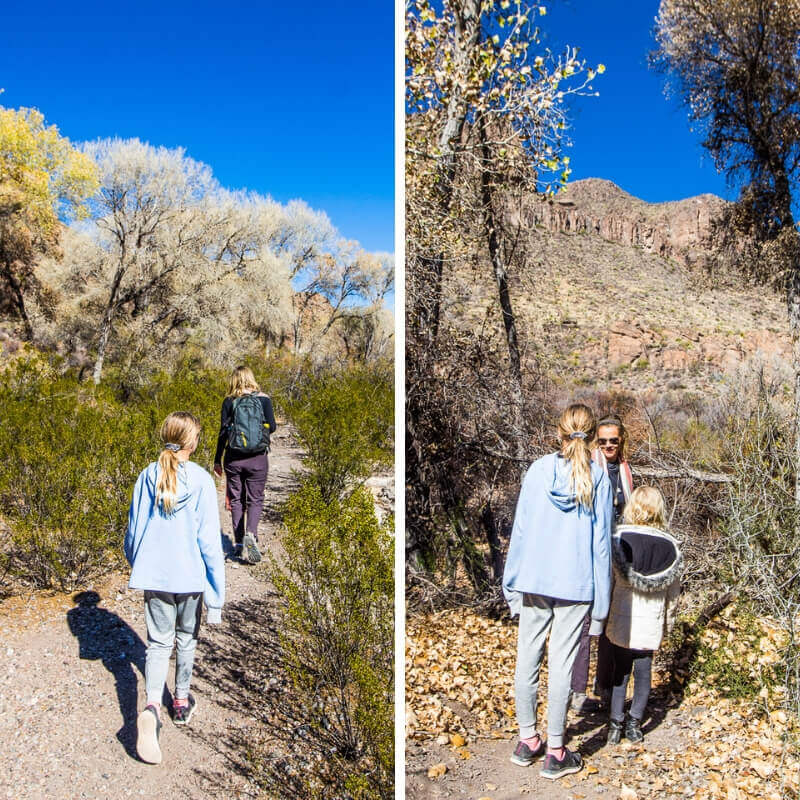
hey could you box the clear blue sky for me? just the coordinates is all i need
[0,0,394,253]
[540,0,736,204]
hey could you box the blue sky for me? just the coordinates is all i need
[0,0,394,253]
[539,0,735,204]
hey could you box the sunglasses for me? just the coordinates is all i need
[598,438,620,446]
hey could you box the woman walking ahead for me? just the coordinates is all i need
[503,404,613,780]
[213,366,276,564]
[125,412,225,765]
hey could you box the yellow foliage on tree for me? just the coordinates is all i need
[0,106,98,338]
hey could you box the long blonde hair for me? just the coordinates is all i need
[622,486,667,528]
[558,404,597,510]
[227,366,260,398]
[155,411,201,515]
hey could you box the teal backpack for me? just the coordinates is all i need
[228,393,268,453]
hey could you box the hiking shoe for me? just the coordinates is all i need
[243,533,261,564]
[509,737,545,766]
[540,748,583,780]
[572,692,604,714]
[233,543,243,559]
[172,694,197,726]
[570,691,587,711]
[607,718,624,745]
[625,716,644,743]
[136,705,163,764]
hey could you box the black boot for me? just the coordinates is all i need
[625,716,644,743]
[606,718,623,744]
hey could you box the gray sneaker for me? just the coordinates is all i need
[136,705,163,764]
[243,533,262,564]
[625,716,644,743]
[172,693,197,726]
[607,718,624,744]
[509,737,545,766]
[540,747,583,780]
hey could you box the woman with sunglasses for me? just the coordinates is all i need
[592,417,634,518]
[570,415,635,713]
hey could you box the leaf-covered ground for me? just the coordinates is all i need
[406,606,799,800]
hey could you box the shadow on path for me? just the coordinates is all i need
[566,687,672,756]
[66,590,162,760]
[192,593,315,800]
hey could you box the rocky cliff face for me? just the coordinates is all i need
[524,178,727,268]
[446,178,790,395]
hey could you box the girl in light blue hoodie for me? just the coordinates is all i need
[124,411,225,765]
[503,404,613,781]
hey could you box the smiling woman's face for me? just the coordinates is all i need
[597,424,621,463]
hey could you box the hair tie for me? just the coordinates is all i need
[569,432,587,440]
[164,443,181,452]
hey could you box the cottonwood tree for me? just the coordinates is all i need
[0,107,97,339]
[290,240,394,356]
[64,139,294,381]
[654,0,800,505]
[405,0,601,588]
[407,0,600,384]
[334,252,395,362]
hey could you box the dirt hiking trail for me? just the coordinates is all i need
[0,426,303,800]
[407,692,696,800]
[405,607,796,800]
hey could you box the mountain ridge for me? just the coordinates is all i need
[443,178,789,396]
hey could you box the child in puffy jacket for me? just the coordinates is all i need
[604,486,682,745]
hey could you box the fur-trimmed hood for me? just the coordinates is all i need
[612,524,683,593]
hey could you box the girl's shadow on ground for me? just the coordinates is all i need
[66,590,168,760]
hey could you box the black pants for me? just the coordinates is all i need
[609,643,653,723]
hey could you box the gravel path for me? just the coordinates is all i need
[0,426,303,800]
[406,696,691,800]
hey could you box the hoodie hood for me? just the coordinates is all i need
[545,453,603,512]
[547,455,578,511]
[143,462,194,515]
[612,524,683,593]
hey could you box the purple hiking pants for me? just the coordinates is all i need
[224,452,268,543]
[571,610,615,694]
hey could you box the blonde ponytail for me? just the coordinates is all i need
[155,411,201,515]
[557,404,597,511]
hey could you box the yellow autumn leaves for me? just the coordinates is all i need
[0,106,98,233]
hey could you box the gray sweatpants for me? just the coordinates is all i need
[514,593,590,747]
[144,591,203,706]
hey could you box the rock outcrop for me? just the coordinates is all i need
[524,178,727,268]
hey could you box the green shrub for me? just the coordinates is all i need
[269,485,394,800]
[0,356,235,590]
[117,359,229,469]
[284,363,393,500]
[0,359,153,589]
[688,610,783,701]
